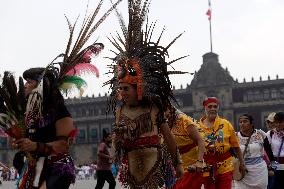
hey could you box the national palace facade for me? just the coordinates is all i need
[1,52,284,165]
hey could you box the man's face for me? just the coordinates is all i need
[239,117,252,133]
[24,79,38,96]
[118,82,138,106]
[266,121,276,130]
[276,120,284,130]
[205,102,219,119]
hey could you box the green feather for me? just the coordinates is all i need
[59,76,87,89]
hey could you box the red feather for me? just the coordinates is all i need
[65,63,99,77]
[68,128,78,138]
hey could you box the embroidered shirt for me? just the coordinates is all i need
[237,130,266,165]
[199,116,239,175]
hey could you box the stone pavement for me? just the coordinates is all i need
[2,179,236,188]
[0,179,121,189]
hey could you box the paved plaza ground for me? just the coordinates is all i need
[1,179,121,189]
[1,179,237,188]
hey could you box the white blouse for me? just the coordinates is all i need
[266,129,284,157]
[238,130,266,160]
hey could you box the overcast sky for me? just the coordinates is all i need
[0,0,283,96]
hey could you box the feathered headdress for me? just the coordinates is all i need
[24,0,122,125]
[0,0,122,138]
[106,0,188,115]
[45,0,122,96]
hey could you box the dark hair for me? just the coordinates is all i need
[274,112,284,122]
[239,114,254,124]
[102,129,110,141]
[23,67,45,82]
[23,67,63,114]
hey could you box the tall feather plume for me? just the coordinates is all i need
[59,0,122,79]
[110,0,128,40]
[126,0,151,52]
[107,0,189,115]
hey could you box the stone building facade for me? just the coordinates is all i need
[1,52,284,165]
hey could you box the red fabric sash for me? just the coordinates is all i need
[204,151,232,165]
[178,143,197,154]
[123,135,160,150]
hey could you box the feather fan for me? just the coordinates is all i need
[0,72,26,139]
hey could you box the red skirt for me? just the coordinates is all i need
[203,171,233,189]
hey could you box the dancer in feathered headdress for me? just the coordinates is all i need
[0,1,122,188]
[106,0,189,188]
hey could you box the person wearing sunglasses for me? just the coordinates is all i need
[199,97,245,189]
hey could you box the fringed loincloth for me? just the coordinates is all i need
[118,136,176,189]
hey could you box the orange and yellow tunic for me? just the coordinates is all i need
[171,113,202,170]
[199,116,239,175]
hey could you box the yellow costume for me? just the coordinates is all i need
[171,113,200,169]
[199,116,239,175]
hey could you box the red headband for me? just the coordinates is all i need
[203,97,219,107]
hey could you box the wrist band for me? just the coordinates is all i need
[36,142,53,155]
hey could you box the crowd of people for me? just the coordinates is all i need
[93,96,284,189]
[0,0,284,189]
[0,166,18,184]
[1,107,283,189]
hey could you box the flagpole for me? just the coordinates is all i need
[209,16,213,52]
[207,0,213,52]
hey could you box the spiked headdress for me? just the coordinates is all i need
[106,0,188,115]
